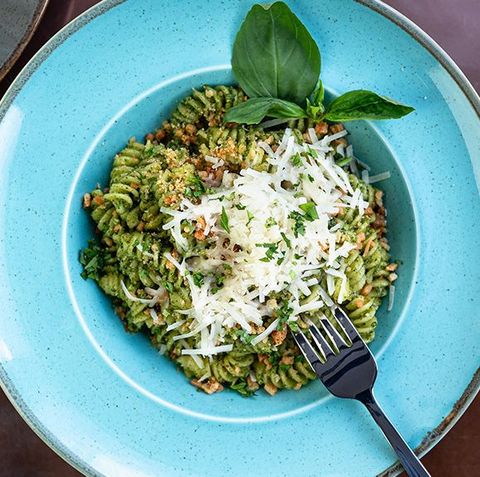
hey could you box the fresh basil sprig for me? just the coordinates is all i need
[224,97,307,124]
[224,1,414,125]
[231,1,320,105]
[323,90,414,121]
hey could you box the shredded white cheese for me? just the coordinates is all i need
[164,252,186,276]
[198,371,211,382]
[121,280,167,307]
[160,130,367,356]
[251,319,280,346]
[368,171,391,184]
[388,284,395,311]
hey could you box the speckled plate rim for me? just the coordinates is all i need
[0,1,478,476]
[0,0,50,81]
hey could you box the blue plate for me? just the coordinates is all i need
[0,1,479,476]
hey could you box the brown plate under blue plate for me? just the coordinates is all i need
[0,0,49,80]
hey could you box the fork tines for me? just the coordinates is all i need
[294,306,362,362]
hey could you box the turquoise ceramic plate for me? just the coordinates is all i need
[0,1,479,476]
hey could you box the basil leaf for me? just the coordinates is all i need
[312,80,325,105]
[232,2,320,105]
[306,81,325,119]
[324,90,414,121]
[224,97,306,125]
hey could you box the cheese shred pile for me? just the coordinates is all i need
[161,128,368,357]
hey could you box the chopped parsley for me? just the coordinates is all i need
[280,232,291,248]
[79,241,104,280]
[235,203,246,210]
[192,272,204,287]
[299,202,319,221]
[335,155,353,167]
[294,354,305,363]
[163,281,174,293]
[215,274,225,287]
[265,217,277,228]
[276,301,293,329]
[288,321,299,332]
[236,329,254,344]
[290,153,302,167]
[268,351,281,365]
[231,379,256,397]
[184,174,205,199]
[220,206,230,232]
[143,143,156,158]
[246,210,254,226]
[256,242,279,262]
[288,211,306,237]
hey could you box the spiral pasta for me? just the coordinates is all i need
[81,84,397,396]
[170,85,246,126]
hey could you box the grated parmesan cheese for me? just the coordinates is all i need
[160,130,367,356]
[388,285,395,311]
[368,171,391,184]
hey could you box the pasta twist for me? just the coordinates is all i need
[170,85,246,126]
[81,84,397,396]
[254,347,317,391]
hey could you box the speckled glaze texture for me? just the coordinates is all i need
[0,1,478,476]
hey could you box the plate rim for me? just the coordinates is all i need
[0,0,50,81]
[0,0,478,475]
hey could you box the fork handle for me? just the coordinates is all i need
[357,390,430,477]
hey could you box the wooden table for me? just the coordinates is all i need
[0,1,478,475]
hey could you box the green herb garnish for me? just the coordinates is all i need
[290,153,303,167]
[223,97,307,125]
[265,217,277,228]
[184,174,205,199]
[80,241,104,280]
[211,274,225,294]
[231,379,256,397]
[335,156,353,167]
[276,301,293,329]
[236,329,254,345]
[224,2,414,125]
[256,242,279,262]
[163,281,174,293]
[280,232,291,248]
[220,206,230,232]
[269,351,281,365]
[299,202,319,221]
[231,2,319,105]
[288,321,299,333]
[246,210,254,225]
[288,211,306,237]
[192,272,204,287]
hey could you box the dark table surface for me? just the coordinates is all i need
[0,1,479,476]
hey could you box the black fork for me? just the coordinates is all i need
[293,307,430,477]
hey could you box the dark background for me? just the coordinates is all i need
[0,1,478,476]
